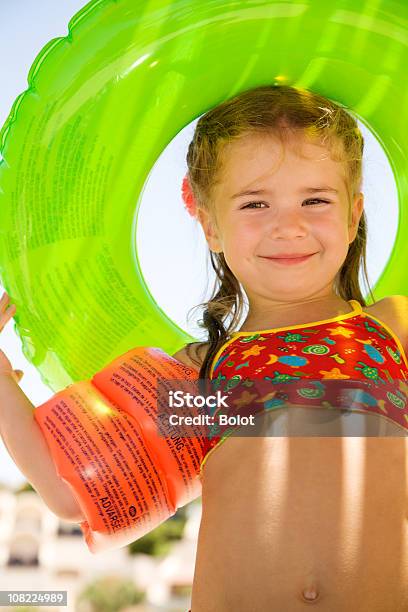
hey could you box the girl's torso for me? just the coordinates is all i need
[181,297,408,611]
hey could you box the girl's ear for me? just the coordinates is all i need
[197,207,223,253]
[348,192,364,244]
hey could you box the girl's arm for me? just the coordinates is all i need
[0,293,84,522]
[0,372,85,522]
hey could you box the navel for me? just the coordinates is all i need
[300,585,320,603]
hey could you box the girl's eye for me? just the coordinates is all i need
[303,198,330,206]
[242,201,267,209]
[242,199,329,209]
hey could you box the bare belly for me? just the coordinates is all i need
[191,408,408,611]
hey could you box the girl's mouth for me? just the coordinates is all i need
[260,253,316,265]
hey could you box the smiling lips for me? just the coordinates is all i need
[260,253,316,265]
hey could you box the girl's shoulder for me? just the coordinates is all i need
[172,342,210,371]
[365,294,408,349]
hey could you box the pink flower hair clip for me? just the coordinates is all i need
[181,174,198,218]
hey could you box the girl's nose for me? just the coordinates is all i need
[267,209,308,239]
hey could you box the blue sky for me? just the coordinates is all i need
[0,0,399,488]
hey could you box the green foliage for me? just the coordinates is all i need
[76,575,145,612]
[128,509,187,557]
[15,481,35,494]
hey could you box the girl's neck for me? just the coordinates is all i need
[238,294,353,334]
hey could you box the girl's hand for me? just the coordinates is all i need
[0,291,23,384]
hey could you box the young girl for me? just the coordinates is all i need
[1,85,408,610]
[172,85,408,610]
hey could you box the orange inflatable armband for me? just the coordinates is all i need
[34,347,211,553]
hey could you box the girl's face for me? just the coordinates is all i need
[197,131,364,306]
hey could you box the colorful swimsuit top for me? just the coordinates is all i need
[201,299,408,465]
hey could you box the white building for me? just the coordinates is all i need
[0,486,201,611]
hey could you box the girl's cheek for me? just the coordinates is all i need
[313,215,344,234]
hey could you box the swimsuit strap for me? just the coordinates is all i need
[347,299,363,315]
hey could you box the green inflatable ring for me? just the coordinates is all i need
[0,0,407,391]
